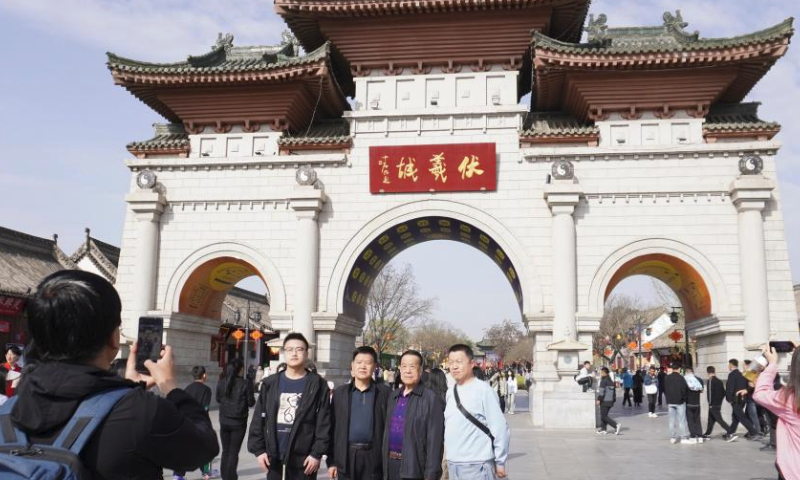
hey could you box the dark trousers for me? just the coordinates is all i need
[686,405,703,437]
[623,388,632,406]
[387,458,422,480]
[577,376,593,392]
[338,445,380,480]
[730,402,758,436]
[220,423,246,480]
[266,457,316,480]
[599,405,617,430]
[647,394,657,414]
[705,406,733,435]
[657,388,664,406]
[768,409,779,447]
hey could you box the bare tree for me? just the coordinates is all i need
[409,319,472,366]
[483,319,524,361]
[650,278,680,308]
[364,264,437,357]
[594,294,647,362]
[505,336,533,364]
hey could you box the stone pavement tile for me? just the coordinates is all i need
[168,391,780,480]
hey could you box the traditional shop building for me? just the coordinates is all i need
[108,3,798,428]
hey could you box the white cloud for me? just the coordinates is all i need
[0,0,288,60]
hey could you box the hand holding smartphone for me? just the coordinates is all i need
[135,316,164,373]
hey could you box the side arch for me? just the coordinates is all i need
[586,237,731,320]
[163,242,287,314]
[324,199,543,317]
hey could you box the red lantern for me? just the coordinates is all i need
[232,329,245,349]
[628,341,638,350]
[250,330,263,341]
[669,331,683,342]
[603,347,613,357]
[643,342,653,351]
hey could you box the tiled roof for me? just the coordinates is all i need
[70,230,120,283]
[0,227,75,296]
[127,124,189,153]
[220,287,273,331]
[278,119,351,146]
[704,102,781,132]
[534,12,793,54]
[521,112,598,138]
[107,33,329,75]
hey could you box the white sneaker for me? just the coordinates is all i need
[681,438,697,445]
[670,438,678,444]
[615,423,622,435]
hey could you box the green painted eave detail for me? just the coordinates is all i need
[521,112,597,137]
[704,102,780,132]
[278,119,351,145]
[128,123,189,150]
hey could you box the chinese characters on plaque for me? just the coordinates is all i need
[369,143,496,193]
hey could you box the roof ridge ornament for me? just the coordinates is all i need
[586,13,609,43]
[214,32,235,52]
[662,10,699,40]
[281,30,300,57]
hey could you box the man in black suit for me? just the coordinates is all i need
[726,359,759,439]
[703,366,737,441]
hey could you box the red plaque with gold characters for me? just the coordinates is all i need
[369,143,496,193]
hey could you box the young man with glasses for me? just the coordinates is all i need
[248,333,331,479]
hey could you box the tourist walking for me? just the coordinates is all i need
[575,361,594,392]
[664,362,692,444]
[633,370,644,407]
[0,270,219,478]
[644,366,659,417]
[327,346,391,480]
[506,373,517,415]
[726,359,760,439]
[174,366,214,480]
[703,366,737,442]
[445,344,509,479]
[216,358,256,480]
[621,368,633,407]
[684,367,705,443]
[383,350,444,480]
[753,343,800,480]
[657,367,667,406]
[596,367,620,435]
[498,371,508,413]
[248,333,331,480]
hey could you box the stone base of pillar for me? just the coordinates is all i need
[314,313,362,386]
[691,316,746,381]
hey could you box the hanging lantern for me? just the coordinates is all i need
[250,330,264,341]
[232,329,245,349]
[669,331,683,342]
[603,346,613,357]
[628,341,638,350]
[643,342,653,351]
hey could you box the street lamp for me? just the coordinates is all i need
[670,306,690,368]
[234,308,263,374]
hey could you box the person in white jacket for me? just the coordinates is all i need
[505,374,518,415]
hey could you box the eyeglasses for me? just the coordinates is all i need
[283,347,307,353]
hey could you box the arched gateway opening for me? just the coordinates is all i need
[177,256,277,372]
[343,216,523,323]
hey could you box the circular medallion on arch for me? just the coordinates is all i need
[738,154,763,175]
[136,169,157,189]
[296,165,317,186]
[551,160,575,180]
[342,216,524,320]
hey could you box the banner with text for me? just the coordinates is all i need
[369,143,496,193]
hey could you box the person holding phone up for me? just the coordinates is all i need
[754,342,800,480]
[5,270,219,478]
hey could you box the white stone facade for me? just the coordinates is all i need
[115,70,799,426]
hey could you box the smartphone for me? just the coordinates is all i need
[135,316,164,373]
[770,341,795,353]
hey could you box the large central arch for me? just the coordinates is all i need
[326,200,543,320]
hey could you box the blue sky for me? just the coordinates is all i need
[1,1,798,340]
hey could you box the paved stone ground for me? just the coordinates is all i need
[170,391,781,480]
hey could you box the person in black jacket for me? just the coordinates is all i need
[703,366,738,442]
[175,365,215,480]
[248,333,331,479]
[217,357,255,480]
[10,270,219,478]
[595,367,620,435]
[726,359,759,438]
[663,362,691,444]
[327,346,391,480]
[384,350,444,480]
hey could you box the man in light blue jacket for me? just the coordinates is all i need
[444,344,510,479]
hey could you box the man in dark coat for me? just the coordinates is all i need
[327,346,391,480]
[383,350,444,480]
[9,270,219,478]
[726,359,759,439]
[703,365,738,441]
[248,333,331,480]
